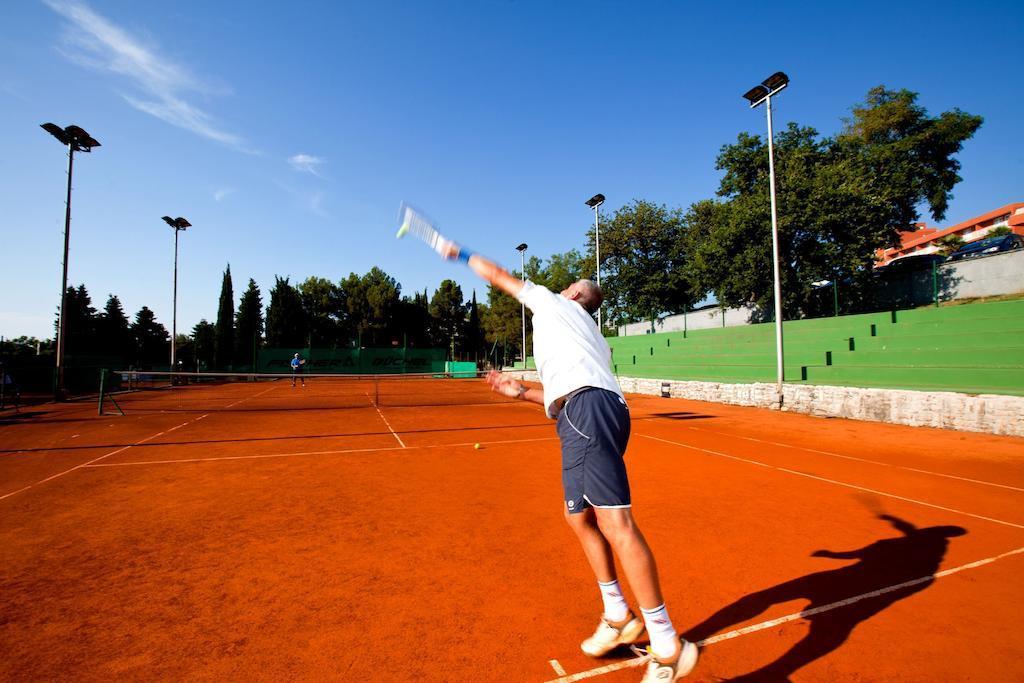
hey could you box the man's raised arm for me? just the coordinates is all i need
[440,242,524,299]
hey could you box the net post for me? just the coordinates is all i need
[373,374,380,407]
[98,368,105,415]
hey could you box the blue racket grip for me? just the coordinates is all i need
[457,248,472,263]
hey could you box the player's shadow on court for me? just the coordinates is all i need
[647,412,713,421]
[684,514,966,682]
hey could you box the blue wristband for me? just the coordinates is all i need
[457,248,472,263]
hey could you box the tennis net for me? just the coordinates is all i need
[99,369,519,414]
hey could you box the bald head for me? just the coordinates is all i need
[561,279,603,314]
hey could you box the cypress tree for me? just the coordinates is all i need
[214,265,235,370]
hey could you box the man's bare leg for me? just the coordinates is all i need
[593,507,664,608]
[564,506,616,582]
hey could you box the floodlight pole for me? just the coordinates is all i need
[743,73,789,407]
[172,227,180,373]
[55,144,75,400]
[43,123,100,400]
[585,194,606,330]
[162,216,191,382]
[516,243,528,366]
[765,93,785,406]
[595,203,602,329]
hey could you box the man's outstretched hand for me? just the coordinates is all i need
[486,370,522,399]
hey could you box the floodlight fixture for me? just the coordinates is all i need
[162,216,192,230]
[516,243,528,252]
[41,121,100,399]
[762,71,789,90]
[585,193,605,209]
[742,85,769,106]
[41,123,100,151]
[742,71,789,109]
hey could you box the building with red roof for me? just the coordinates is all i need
[876,202,1024,266]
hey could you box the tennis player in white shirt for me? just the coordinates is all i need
[442,243,698,681]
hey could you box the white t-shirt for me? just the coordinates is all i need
[516,281,623,418]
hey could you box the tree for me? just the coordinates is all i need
[234,278,263,369]
[686,86,982,316]
[192,320,215,370]
[265,276,308,348]
[130,306,169,366]
[594,200,699,326]
[482,283,524,366]
[541,249,586,293]
[214,265,235,369]
[429,279,465,358]
[298,276,343,347]
[393,290,432,348]
[61,284,99,357]
[96,294,132,362]
[934,234,965,256]
[342,268,402,346]
[465,290,483,361]
[987,226,1012,238]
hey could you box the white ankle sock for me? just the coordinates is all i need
[597,580,630,622]
[640,603,678,659]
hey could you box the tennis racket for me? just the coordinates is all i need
[396,202,455,257]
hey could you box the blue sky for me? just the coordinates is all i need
[2,0,1021,340]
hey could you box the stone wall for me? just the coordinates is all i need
[508,371,1024,437]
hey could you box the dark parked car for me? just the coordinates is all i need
[946,233,1024,262]
[876,253,947,275]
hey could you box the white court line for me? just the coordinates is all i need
[0,384,276,502]
[543,544,1024,683]
[82,436,561,468]
[639,433,1024,530]
[0,414,208,502]
[374,405,406,448]
[679,424,1024,493]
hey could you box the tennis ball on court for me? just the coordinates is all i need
[474,443,482,450]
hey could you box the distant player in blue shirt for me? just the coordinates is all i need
[291,353,306,387]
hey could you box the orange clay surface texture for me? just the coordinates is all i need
[1,379,1023,682]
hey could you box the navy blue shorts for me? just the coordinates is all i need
[556,388,631,515]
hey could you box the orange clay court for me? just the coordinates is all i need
[1,375,1023,681]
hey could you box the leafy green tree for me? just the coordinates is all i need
[298,276,342,347]
[234,278,263,369]
[130,306,169,366]
[214,265,234,369]
[686,86,981,316]
[934,234,965,256]
[987,226,1012,238]
[192,320,215,370]
[593,200,699,326]
[541,249,586,293]
[429,279,465,358]
[482,283,525,366]
[343,268,402,346]
[265,276,308,348]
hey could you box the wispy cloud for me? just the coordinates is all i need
[308,191,327,217]
[213,187,233,202]
[43,0,247,150]
[274,180,329,218]
[288,153,326,177]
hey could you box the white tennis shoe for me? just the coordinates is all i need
[581,613,646,657]
[638,639,699,681]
